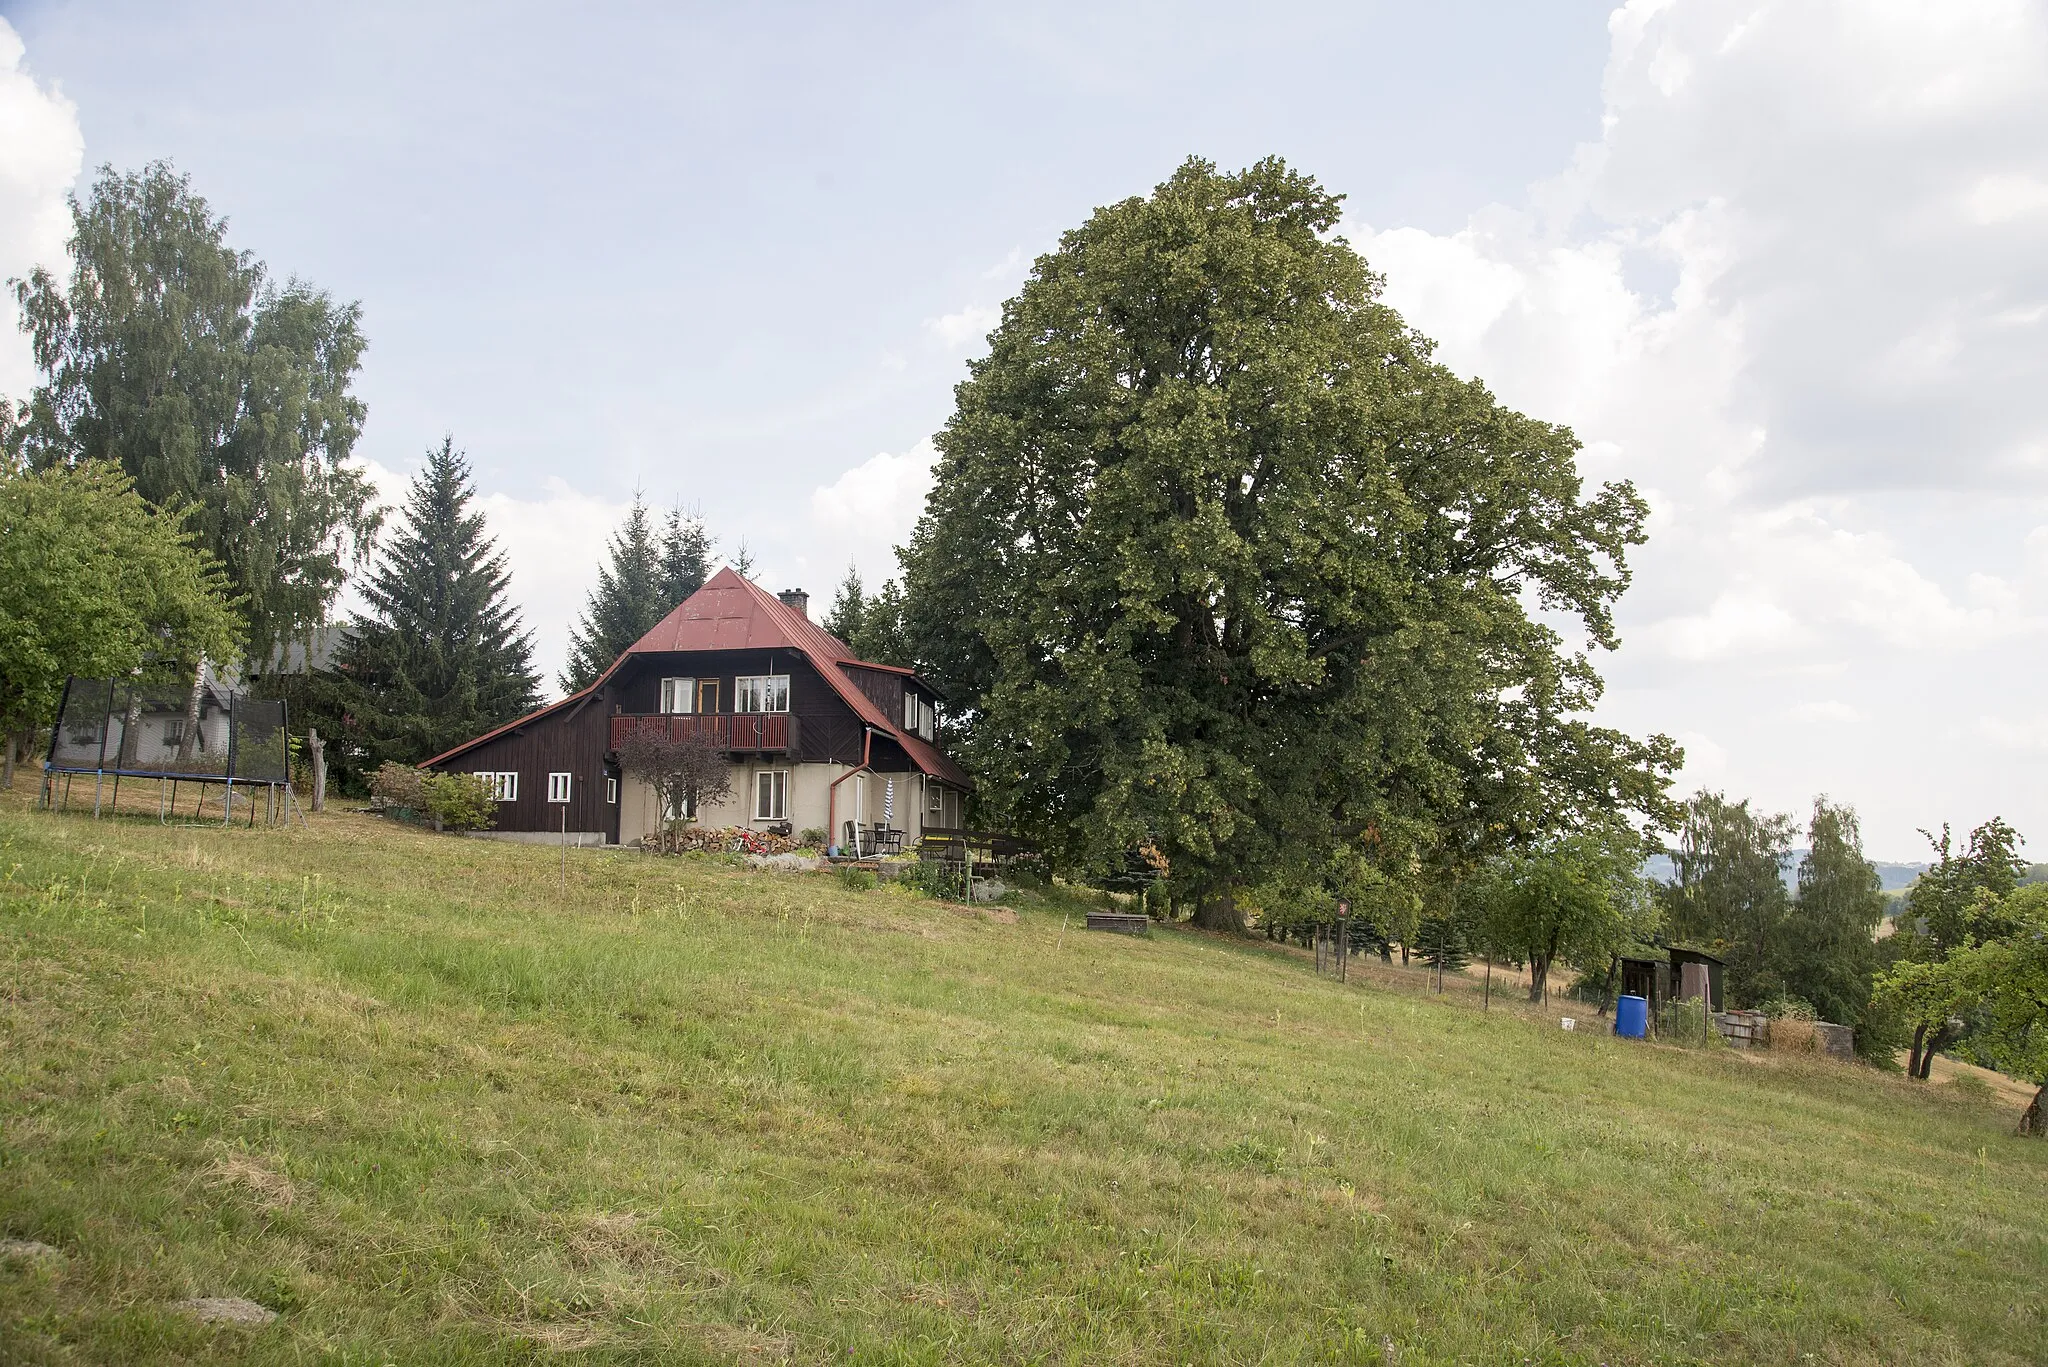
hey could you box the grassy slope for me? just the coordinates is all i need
[0,798,2043,1366]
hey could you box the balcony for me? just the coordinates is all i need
[610,712,795,754]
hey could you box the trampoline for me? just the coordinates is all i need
[39,676,298,827]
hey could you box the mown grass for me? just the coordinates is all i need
[0,793,2043,1365]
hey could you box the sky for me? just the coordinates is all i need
[2,1,2045,859]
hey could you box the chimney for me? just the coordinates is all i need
[777,588,809,619]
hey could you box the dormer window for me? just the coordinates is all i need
[904,691,935,740]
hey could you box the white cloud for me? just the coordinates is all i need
[1790,700,1863,725]
[1345,0,2048,852]
[924,303,1000,349]
[0,19,83,404]
[790,437,938,591]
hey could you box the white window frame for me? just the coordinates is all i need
[734,674,790,714]
[753,769,788,821]
[903,691,935,740]
[547,771,572,804]
[477,771,517,802]
[659,677,695,714]
[606,775,619,805]
[928,782,944,816]
[664,789,696,822]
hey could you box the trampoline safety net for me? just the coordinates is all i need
[47,677,288,783]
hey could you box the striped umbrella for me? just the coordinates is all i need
[883,778,894,825]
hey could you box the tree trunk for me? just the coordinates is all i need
[1527,953,1550,1003]
[1399,942,1410,966]
[2,731,13,790]
[1190,889,1247,935]
[307,727,327,813]
[1379,940,1392,964]
[119,690,143,769]
[2019,1084,2045,1138]
[177,665,205,762]
[1907,1023,1927,1080]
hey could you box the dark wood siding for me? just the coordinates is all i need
[843,665,905,727]
[435,689,616,835]
[607,652,867,767]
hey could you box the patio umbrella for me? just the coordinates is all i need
[883,778,894,825]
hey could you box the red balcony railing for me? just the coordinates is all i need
[610,712,794,753]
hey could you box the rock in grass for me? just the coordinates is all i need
[176,1296,279,1326]
[0,1239,63,1262]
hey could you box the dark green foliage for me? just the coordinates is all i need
[332,438,539,771]
[898,157,1678,929]
[1785,798,1891,1054]
[1663,791,1796,1004]
[822,564,866,643]
[562,494,666,692]
[1472,822,1657,1001]
[822,563,914,667]
[659,504,714,607]
[1898,818,2026,959]
[11,162,377,664]
[0,462,243,743]
[1416,908,1471,975]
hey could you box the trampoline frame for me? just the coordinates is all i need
[38,676,301,829]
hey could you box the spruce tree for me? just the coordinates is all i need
[336,437,539,770]
[823,563,867,643]
[660,504,714,607]
[562,493,666,691]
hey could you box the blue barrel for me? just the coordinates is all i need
[1614,994,1648,1039]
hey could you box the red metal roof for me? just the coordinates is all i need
[627,568,969,786]
[429,568,969,787]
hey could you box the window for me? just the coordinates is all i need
[928,783,944,815]
[606,775,619,805]
[753,769,788,821]
[477,771,517,801]
[735,674,789,713]
[659,677,695,714]
[665,789,696,821]
[547,772,572,803]
[903,691,935,740]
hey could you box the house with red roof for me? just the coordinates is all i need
[422,567,970,849]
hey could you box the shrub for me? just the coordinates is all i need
[369,761,427,809]
[797,827,828,848]
[419,772,498,833]
[838,867,877,892]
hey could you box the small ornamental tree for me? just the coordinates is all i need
[615,725,734,851]
[1475,822,1658,1002]
[1877,884,2048,1130]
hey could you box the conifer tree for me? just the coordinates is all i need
[562,493,666,691]
[660,504,714,607]
[823,563,867,643]
[336,437,539,770]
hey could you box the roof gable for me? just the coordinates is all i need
[627,568,968,787]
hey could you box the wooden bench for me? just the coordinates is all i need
[1086,911,1151,936]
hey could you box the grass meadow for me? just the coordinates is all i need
[0,788,2043,1364]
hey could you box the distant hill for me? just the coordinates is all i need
[1643,850,1927,892]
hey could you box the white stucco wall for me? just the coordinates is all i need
[618,762,952,848]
